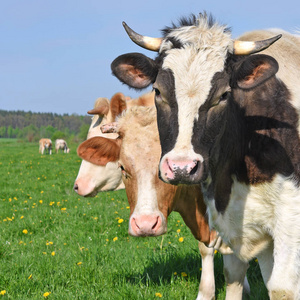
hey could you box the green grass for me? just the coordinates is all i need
[0,140,267,299]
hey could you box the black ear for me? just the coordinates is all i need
[111,53,158,89]
[234,54,279,89]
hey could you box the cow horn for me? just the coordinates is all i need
[122,21,162,52]
[233,34,282,55]
[87,105,109,116]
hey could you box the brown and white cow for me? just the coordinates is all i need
[55,139,70,153]
[74,91,154,196]
[39,138,52,155]
[78,105,250,300]
[111,13,300,299]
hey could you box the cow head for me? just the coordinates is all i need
[111,13,281,185]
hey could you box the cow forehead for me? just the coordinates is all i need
[161,38,230,152]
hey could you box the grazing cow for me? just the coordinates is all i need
[39,138,52,155]
[78,105,250,300]
[74,91,154,196]
[110,13,300,298]
[55,139,70,153]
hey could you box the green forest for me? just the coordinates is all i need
[0,110,91,142]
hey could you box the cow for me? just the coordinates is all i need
[74,91,154,196]
[110,13,300,299]
[39,138,52,155]
[78,104,250,300]
[55,139,70,153]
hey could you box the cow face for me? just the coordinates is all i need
[111,14,281,185]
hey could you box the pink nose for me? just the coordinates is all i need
[73,179,95,197]
[161,158,199,180]
[130,215,163,236]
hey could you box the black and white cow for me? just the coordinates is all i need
[111,13,300,299]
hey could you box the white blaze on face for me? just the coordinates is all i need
[161,23,232,159]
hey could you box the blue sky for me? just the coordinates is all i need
[1,0,299,115]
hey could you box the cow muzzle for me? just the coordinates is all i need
[129,213,167,237]
[159,155,204,185]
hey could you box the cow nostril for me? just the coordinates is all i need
[152,217,159,230]
[190,161,199,175]
[133,218,140,229]
[73,184,78,192]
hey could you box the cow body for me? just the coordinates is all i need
[111,13,300,298]
[78,105,250,299]
[55,139,70,153]
[39,138,52,155]
[74,92,154,196]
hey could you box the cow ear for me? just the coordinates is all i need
[110,92,128,120]
[235,54,279,89]
[77,137,121,166]
[111,53,158,89]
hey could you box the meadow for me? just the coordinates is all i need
[0,139,267,299]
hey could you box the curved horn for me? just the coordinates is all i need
[122,21,162,52]
[233,34,282,55]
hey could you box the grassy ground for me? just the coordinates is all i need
[0,139,267,299]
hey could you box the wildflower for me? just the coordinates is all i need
[181,272,187,277]
[42,252,47,255]
[155,292,162,298]
[43,292,51,297]
[77,262,82,265]
[23,229,28,234]
[61,208,66,211]
[39,200,43,204]
[214,250,218,255]
[174,272,177,275]
[41,191,44,194]
[177,229,181,233]
[118,219,124,224]
[28,274,32,279]
[0,290,6,295]
[51,251,55,256]
[178,237,184,243]
[113,237,118,242]
[20,216,24,219]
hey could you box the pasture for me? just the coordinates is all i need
[0,139,267,299]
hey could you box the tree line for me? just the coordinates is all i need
[0,110,92,142]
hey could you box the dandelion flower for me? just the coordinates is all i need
[28,274,32,279]
[77,262,82,265]
[178,237,184,243]
[20,216,24,219]
[23,229,28,234]
[43,291,51,297]
[177,229,181,233]
[61,208,66,211]
[118,219,124,224]
[113,237,118,242]
[181,272,187,277]
[39,200,43,204]
[51,251,55,256]
[214,250,218,255]
[155,292,162,298]
[0,290,6,295]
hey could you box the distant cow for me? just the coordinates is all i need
[73,91,154,197]
[111,13,300,298]
[78,105,250,299]
[39,138,52,155]
[55,139,70,153]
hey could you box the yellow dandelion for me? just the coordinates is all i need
[214,250,218,255]
[42,252,47,255]
[22,229,28,234]
[39,200,43,204]
[51,251,55,256]
[113,237,118,242]
[177,229,181,233]
[28,274,32,279]
[40,191,44,194]
[155,292,162,298]
[178,237,184,243]
[77,262,82,265]
[174,272,177,275]
[43,291,51,297]
[61,208,66,211]
[0,290,6,295]
[20,216,24,219]
[118,219,124,223]
[181,272,187,277]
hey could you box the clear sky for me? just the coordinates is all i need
[1,0,299,115]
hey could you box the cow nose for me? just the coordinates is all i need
[130,215,163,236]
[73,183,79,193]
[162,158,200,179]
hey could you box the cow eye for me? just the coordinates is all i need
[153,87,160,97]
[220,91,230,102]
[120,165,130,179]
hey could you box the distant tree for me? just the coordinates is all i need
[51,131,66,141]
[78,124,90,141]
[0,126,6,137]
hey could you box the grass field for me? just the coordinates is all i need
[0,139,268,299]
